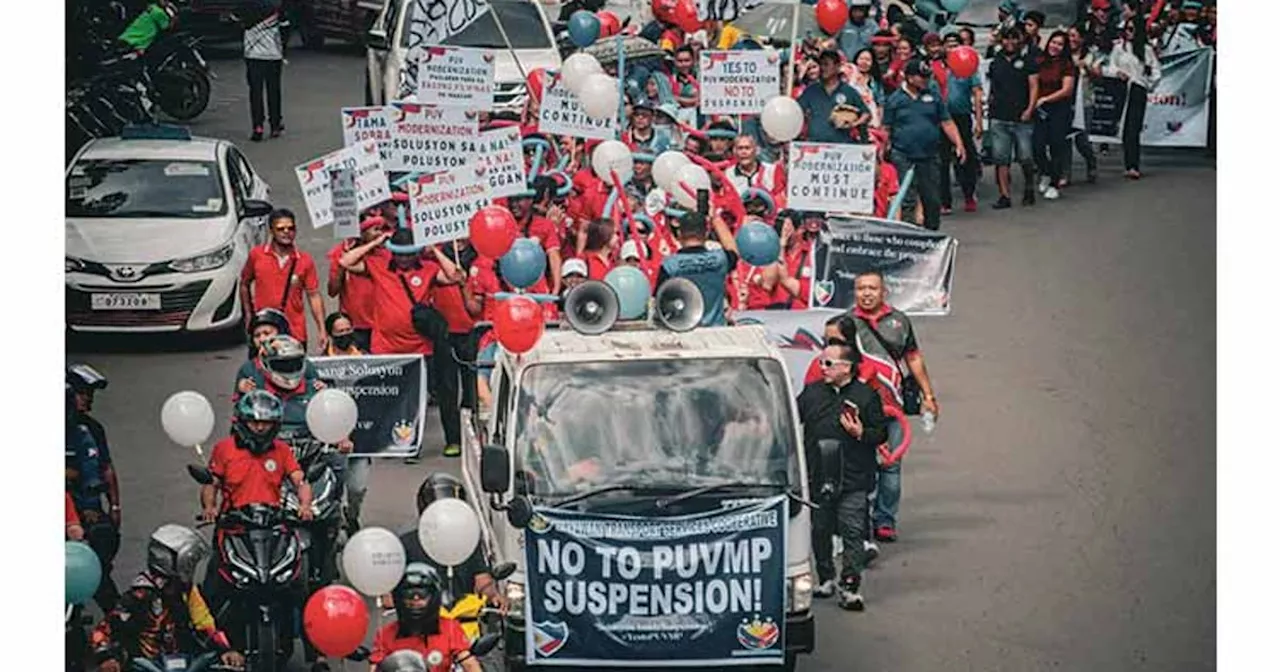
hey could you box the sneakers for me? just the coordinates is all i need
[271,125,285,138]
[993,196,1012,210]
[443,443,462,458]
[940,205,952,216]
[1037,176,1051,194]
[863,540,880,565]
[1125,169,1142,180]
[813,579,837,599]
[837,576,865,611]
[250,126,264,142]
[1022,190,1036,206]
[874,526,898,543]
[963,197,978,212]
[1043,186,1060,200]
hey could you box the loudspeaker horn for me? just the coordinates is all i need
[563,281,620,335]
[654,278,705,333]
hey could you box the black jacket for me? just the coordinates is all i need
[796,379,888,491]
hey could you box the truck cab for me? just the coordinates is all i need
[460,323,816,671]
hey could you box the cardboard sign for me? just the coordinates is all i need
[329,168,359,239]
[467,126,527,198]
[417,45,496,109]
[699,50,781,115]
[538,79,618,140]
[339,106,394,158]
[407,163,491,246]
[295,142,390,228]
[387,103,480,173]
[786,142,876,215]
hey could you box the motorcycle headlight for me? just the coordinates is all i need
[169,243,234,273]
[788,572,813,612]
[66,257,85,273]
[506,581,525,617]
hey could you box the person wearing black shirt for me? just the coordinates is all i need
[986,24,1040,209]
[796,343,888,611]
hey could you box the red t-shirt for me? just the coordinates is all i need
[327,241,377,330]
[370,619,470,669]
[585,253,613,281]
[208,436,300,511]
[363,249,440,355]
[785,241,814,310]
[520,216,562,256]
[241,245,319,342]
[470,258,557,323]
[431,281,476,335]
[66,492,79,527]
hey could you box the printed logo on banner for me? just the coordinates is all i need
[391,420,416,447]
[532,621,570,657]
[527,513,552,534]
[736,616,781,651]
[813,281,834,306]
[306,355,428,457]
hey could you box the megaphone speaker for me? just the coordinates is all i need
[563,280,620,335]
[654,278,705,332]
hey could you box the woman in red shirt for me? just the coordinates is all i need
[370,563,481,672]
[577,218,619,281]
[1031,31,1076,201]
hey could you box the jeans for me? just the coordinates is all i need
[889,152,943,230]
[1032,102,1072,183]
[1122,84,1148,172]
[940,113,979,206]
[989,119,1035,166]
[344,456,371,530]
[245,58,282,129]
[434,332,478,447]
[872,420,906,530]
[812,487,872,584]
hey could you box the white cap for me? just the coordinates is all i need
[850,0,872,6]
[561,258,588,278]
[620,239,644,261]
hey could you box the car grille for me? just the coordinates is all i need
[66,281,212,328]
[495,82,528,111]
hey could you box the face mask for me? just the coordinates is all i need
[332,333,355,351]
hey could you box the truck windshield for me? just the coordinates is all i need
[401,0,552,50]
[513,358,798,499]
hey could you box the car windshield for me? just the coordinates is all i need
[513,358,798,499]
[66,159,226,218]
[401,0,551,50]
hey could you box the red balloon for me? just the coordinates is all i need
[946,45,980,78]
[525,67,547,103]
[494,296,546,354]
[815,0,848,36]
[597,11,621,37]
[672,0,701,34]
[470,206,518,259]
[302,586,369,658]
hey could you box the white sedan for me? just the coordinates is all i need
[66,126,273,333]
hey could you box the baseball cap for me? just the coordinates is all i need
[620,239,644,261]
[817,48,842,63]
[922,32,942,46]
[904,58,932,79]
[561,258,588,279]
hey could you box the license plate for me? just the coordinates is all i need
[162,655,188,671]
[90,293,161,310]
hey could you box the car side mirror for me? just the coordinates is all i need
[480,444,510,494]
[489,561,517,581]
[366,28,388,50]
[187,464,214,485]
[241,199,273,218]
[506,496,534,529]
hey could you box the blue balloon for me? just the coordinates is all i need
[940,0,971,13]
[567,11,601,48]
[605,266,651,320]
[735,222,782,267]
[500,238,547,290]
[66,541,102,605]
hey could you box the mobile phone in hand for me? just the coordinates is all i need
[842,400,859,420]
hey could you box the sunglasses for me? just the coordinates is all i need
[274,225,297,233]
[820,359,852,368]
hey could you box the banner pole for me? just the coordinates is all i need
[488,7,540,108]
[784,2,802,94]
[886,167,914,221]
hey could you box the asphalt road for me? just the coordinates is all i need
[67,36,1215,672]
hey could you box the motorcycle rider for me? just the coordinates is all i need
[370,563,482,672]
[66,365,122,611]
[116,0,178,53]
[237,308,323,394]
[90,524,245,672]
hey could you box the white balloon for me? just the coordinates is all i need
[760,95,804,143]
[342,527,406,596]
[559,53,603,94]
[591,140,634,184]
[161,391,215,447]
[652,151,690,191]
[305,388,359,444]
[671,163,712,208]
[417,499,481,567]
[578,73,619,121]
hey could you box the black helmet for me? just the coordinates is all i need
[393,562,443,631]
[232,390,284,455]
[66,363,108,393]
[249,308,291,337]
[416,472,465,515]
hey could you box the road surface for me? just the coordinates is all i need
[67,36,1214,672]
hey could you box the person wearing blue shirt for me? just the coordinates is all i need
[882,59,966,231]
[839,0,879,62]
[798,49,872,144]
[655,212,741,327]
[941,32,984,213]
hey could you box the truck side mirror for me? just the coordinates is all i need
[506,496,534,529]
[480,444,510,494]
[366,28,389,50]
[489,561,517,581]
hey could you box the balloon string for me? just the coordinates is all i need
[193,443,203,458]
[608,170,640,246]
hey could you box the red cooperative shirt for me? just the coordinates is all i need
[241,244,319,342]
[520,215,562,256]
[208,436,300,511]
[585,253,613,281]
[327,241,377,330]
[431,280,476,335]
[370,619,470,669]
[363,249,441,356]
[471,258,557,323]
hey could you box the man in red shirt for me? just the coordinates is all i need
[371,563,481,672]
[240,209,326,351]
[327,213,392,352]
[431,240,483,458]
[198,390,312,521]
[506,183,564,295]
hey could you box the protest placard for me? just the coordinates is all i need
[786,142,876,215]
[523,496,788,666]
[309,355,427,458]
[1139,47,1215,147]
[407,163,490,246]
[699,50,781,115]
[467,126,527,198]
[329,168,359,239]
[417,45,495,109]
[294,142,391,228]
[538,79,618,141]
[339,106,394,165]
[810,216,957,315]
[387,102,480,173]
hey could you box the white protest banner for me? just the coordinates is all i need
[407,164,490,246]
[786,142,876,215]
[1140,47,1214,148]
[538,79,618,141]
[465,126,526,198]
[418,45,496,109]
[402,0,492,97]
[340,106,394,164]
[387,102,480,173]
[329,168,360,239]
[699,50,780,115]
[295,142,391,228]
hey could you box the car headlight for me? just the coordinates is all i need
[169,243,234,273]
[66,257,85,273]
[788,572,813,612]
[506,581,525,617]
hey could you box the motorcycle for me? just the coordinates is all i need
[279,432,346,590]
[66,604,91,672]
[127,652,239,672]
[189,467,306,672]
[346,633,502,672]
[439,561,516,642]
[144,29,212,121]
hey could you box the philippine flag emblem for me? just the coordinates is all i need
[736,616,781,650]
[532,621,569,657]
[813,281,834,306]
